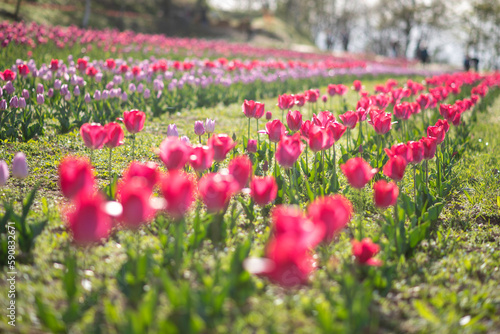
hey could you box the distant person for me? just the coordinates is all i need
[464,56,471,71]
[420,46,429,64]
[470,56,479,71]
[326,34,334,51]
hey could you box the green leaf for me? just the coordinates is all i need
[413,300,440,324]
[35,295,65,333]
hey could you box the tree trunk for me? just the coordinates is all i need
[14,0,22,21]
[82,0,91,28]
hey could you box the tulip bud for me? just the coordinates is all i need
[247,139,257,153]
[180,136,190,145]
[250,176,277,206]
[205,118,215,133]
[194,121,205,136]
[22,89,29,100]
[0,99,6,110]
[54,79,62,90]
[18,97,26,108]
[0,160,9,186]
[36,93,44,105]
[373,180,399,208]
[143,89,151,99]
[47,88,54,98]
[84,93,91,103]
[167,124,179,137]
[73,85,80,96]
[352,238,382,266]
[9,96,18,108]
[262,160,269,172]
[12,152,28,179]
[36,83,44,94]
[266,111,272,120]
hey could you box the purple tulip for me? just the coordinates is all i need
[101,90,109,100]
[12,152,28,179]
[266,111,272,120]
[180,136,191,145]
[60,84,69,96]
[137,83,144,93]
[144,89,151,99]
[48,88,54,98]
[121,92,128,101]
[18,97,26,108]
[10,96,19,108]
[36,83,44,94]
[73,86,80,96]
[0,99,6,110]
[84,93,91,103]
[54,79,62,90]
[36,94,45,105]
[0,160,8,186]
[128,83,136,92]
[194,121,205,136]
[167,124,178,137]
[64,93,71,101]
[95,72,103,82]
[94,90,101,100]
[22,89,29,100]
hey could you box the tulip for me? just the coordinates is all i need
[9,96,18,108]
[286,110,302,132]
[58,156,95,199]
[0,100,6,110]
[36,83,44,94]
[339,111,358,129]
[407,141,424,164]
[308,125,329,152]
[260,119,286,143]
[0,160,9,186]
[250,176,278,206]
[198,172,237,212]
[385,143,412,163]
[313,111,335,127]
[84,93,91,103]
[180,136,191,145]
[0,69,16,81]
[18,97,26,108]
[373,180,399,208]
[80,123,106,163]
[167,124,179,137]
[427,125,445,144]
[308,195,353,242]
[369,112,393,135]
[18,64,29,77]
[275,133,304,169]
[189,145,214,172]
[159,137,191,170]
[194,120,205,143]
[117,177,155,229]
[247,139,257,153]
[50,59,59,71]
[228,156,252,191]
[351,238,382,266]
[265,111,272,120]
[420,137,437,160]
[122,110,146,160]
[66,192,112,245]
[103,122,124,183]
[340,157,377,189]
[36,93,44,105]
[122,161,159,190]
[208,134,236,162]
[383,156,407,182]
[160,170,196,219]
[205,118,216,134]
[12,152,29,179]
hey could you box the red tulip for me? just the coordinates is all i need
[122,161,159,190]
[305,89,319,103]
[0,69,16,81]
[228,155,252,191]
[373,180,399,208]
[335,84,348,95]
[208,134,236,162]
[272,206,325,249]
[286,110,303,132]
[77,58,88,71]
[275,133,305,168]
[159,137,191,170]
[327,84,337,96]
[105,59,116,69]
[383,156,407,181]
[328,122,347,141]
[117,177,155,229]
[242,99,265,119]
[261,120,287,143]
[384,143,412,163]
[160,170,196,219]
[393,102,412,120]
[427,125,445,144]
[339,111,358,129]
[247,139,257,153]
[104,122,124,148]
[308,195,353,242]
[66,192,112,245]
[407,141,424,164]
[351,238,382,266]
[189,145,214,172]
[369,112,393,135]
[313,111,335,127]
[353,80,362,91]
[300,120,312,138]
[50,59,59,71]
[58,156,95,199]
[294,93,306,107]
[250,176,278,206]
[122,110,145,134]
[340,157,377,189]
[420,137,437,160]
[198,173,237,212]
[308,125,329,152]
[278,94,295,110]
[80,123,107,150]
[435,119,450,133]
[17,64,29,76]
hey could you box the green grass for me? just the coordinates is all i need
[0,77,499,333]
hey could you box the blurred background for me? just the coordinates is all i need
[0,0,499,70]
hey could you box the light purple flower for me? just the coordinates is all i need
[22,89,29,100]
[64,93,72,101]
[60,84,69,96]
[0,99,6,110]
[0,160,8,186]
[4,82,15,95]
[94,90,101,100]
[84,93,91,103]
[36,94,44,105]
[102,90,109,100]
[73,86,80,96]
[54,79,62,90]
[18,97,26,108]
[167,124,178,137]
[36,83,44,94]
[121,92,128,102]
[48,88,54,98]
[128,83,136,92]
[194,121,205,136]
[205,118,215,133]
[144,89,151,99]
[95,72,103,82]
[180,136,191,145]
[137,83,144,93]
[12,152,28,179]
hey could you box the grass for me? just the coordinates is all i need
[0,76,499,333]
